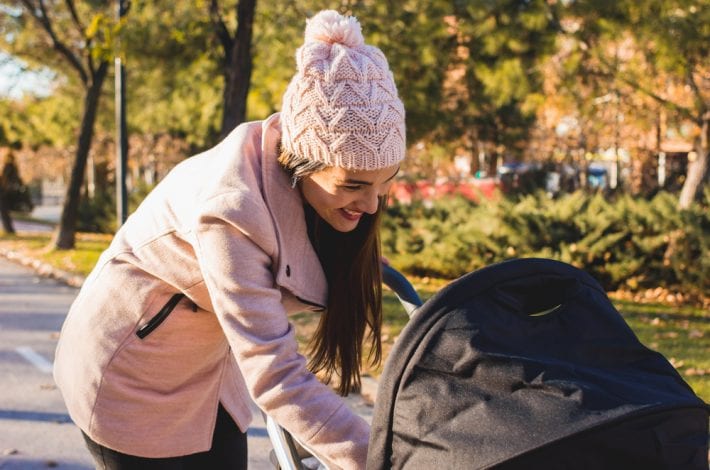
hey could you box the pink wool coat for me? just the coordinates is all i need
[53,113,369,469]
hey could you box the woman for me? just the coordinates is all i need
[53,9,405,470]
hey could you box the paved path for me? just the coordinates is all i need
[0,257,89,469]
[10,220,54,233]
[0,256,373,469]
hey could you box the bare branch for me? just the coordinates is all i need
[20,0,89,84]
[87,46,96,82]
[575,35,696,123]
[210,0,233,54]
[64,0,85,35]
[63,0,97,80]
[686,60,708,119]
[601,57,696,123]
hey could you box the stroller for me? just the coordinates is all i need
[267,258,709,469]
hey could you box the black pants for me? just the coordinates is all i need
[82,404,248,470]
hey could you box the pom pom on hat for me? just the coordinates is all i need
[304,10,364,48]
[280,10,406,171]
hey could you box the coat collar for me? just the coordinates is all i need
[260,113,327,309]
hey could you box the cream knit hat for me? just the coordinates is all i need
[280,10,406,170]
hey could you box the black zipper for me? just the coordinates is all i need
[136,293,185,339]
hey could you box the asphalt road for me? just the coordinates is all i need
[0,256,373,469]
[0,257,89,469]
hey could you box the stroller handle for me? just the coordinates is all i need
[382,263,423,317]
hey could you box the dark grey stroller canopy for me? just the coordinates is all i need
[367,258,709,469]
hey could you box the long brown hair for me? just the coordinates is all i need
[279,149,383,396]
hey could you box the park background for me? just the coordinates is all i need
[0,1,708,399]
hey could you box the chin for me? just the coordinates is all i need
[324,215,359,233]
[330,221,359,233]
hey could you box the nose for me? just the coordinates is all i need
[360,189,380,214]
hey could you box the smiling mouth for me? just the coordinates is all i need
[340,208,363,221]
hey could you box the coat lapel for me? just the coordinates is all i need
[260,113,327,309]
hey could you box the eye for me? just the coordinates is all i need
[339,184,362,191]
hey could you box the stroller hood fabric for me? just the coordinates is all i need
[367,258,708,469]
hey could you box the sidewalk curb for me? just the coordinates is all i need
[0,248,86,288]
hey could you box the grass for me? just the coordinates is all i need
[297,272,710,403]
[614,300,710,400]
[1,229,708,402]
[0,231,111,276]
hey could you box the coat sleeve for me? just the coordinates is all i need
[193,192,369,470]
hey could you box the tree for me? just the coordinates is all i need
[2,0,119,248]
[210,0,257,138]
[184,0,557,173]
[560,0,709,208]
[358,1,455,146]
[116,1,220,150]
[447,0,560,173]
[120,0,258,148]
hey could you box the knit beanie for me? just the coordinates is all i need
[280,10,406,171]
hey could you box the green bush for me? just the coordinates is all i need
[382,190,709,298]
[75,180,157,234]
[77,191,116,234]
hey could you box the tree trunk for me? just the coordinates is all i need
[678,114,709,209]
[53,62,109,249]
[219,0,256,139]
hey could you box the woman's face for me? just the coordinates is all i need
[300,164,400,232]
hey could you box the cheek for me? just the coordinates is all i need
[302,181,342,212]
[320,193,353,211]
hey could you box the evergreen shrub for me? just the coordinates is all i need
[382,190,709,298]
[77,192,116,233]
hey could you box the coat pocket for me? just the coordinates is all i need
[136,293,185,339]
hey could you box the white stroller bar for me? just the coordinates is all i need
[264,411,324,469]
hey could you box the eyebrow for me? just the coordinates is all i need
[342,167,400,185]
